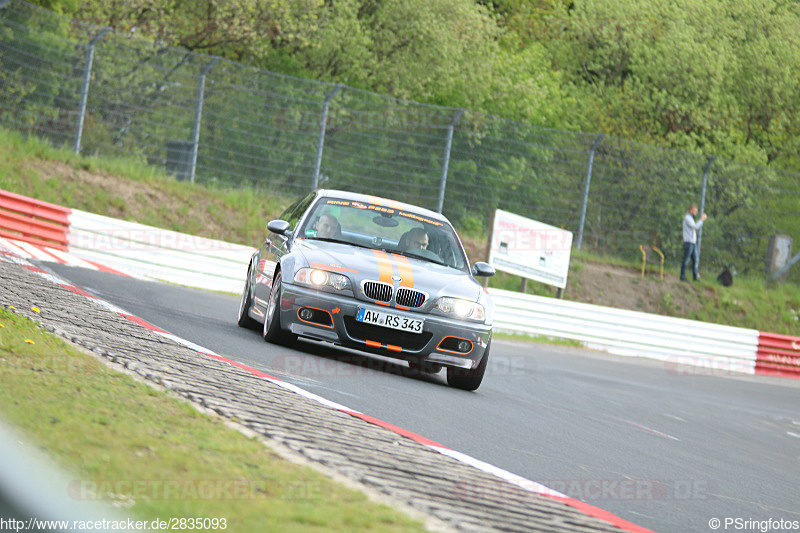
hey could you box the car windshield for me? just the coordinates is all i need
[298,197,469,271]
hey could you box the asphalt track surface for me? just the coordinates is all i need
[45,264,800,533]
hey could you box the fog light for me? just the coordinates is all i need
[458,340,471,353]
[299,308,314,320]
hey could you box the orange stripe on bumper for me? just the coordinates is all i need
[366,340,381,348]
[386,344,403,353]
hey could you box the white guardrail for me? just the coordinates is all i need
[490,288,760,373]
[68,210,254,294]
[42,210,760,374]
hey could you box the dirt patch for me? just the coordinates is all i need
[32,159,149,219]
[564,260,711,317]
[460,235,713,320]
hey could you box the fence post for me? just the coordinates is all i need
[575,134,605,250]
[696,155,714,265]
[189,57,218,184]
[73,27,111,155]
[437,108,464,214]
[311,84,343,191]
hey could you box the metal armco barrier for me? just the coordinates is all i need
[756,332,800,378]
[489,288,761,375]
[67,210,255,294]
[0,189,71,251]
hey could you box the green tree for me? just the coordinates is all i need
[38,0,322,60]
[541,0,800,169]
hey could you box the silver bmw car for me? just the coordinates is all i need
[237,189,495,390]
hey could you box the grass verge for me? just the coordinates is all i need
[0,306,425,532]
[493,331,584,348]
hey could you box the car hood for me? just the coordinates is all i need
[292,239,484,302]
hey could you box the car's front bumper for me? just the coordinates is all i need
[279,282,492,370]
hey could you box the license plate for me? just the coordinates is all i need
[356,308,424,334]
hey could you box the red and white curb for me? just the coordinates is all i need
[0,235,129,276]
[0,245,653,533]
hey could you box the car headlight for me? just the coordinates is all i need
[434,297,485,321]
[294,268,352,293]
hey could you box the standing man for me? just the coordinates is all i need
[680,204,707,281]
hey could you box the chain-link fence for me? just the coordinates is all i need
[1,0,798,281]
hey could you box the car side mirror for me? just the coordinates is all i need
[471,262,495,277]
[267,219,292,237]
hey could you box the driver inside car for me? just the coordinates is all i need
[399,227,429,252]
[315,213,342,239]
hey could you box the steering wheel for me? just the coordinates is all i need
[408,248,441,261]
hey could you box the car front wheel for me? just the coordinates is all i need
[263,271,296,346]
[446,341,489,391]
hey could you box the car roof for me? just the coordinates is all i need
[316,189,449,223]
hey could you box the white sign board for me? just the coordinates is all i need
[488,209,573,289]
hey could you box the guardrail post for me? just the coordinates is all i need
[575,134,604,250]
[696,155,714,266]
[311,84,343,191]
[436,108,464,214]
[189,57,218,184]
[73,27,111,155]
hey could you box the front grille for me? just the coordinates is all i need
[344,317,432,351]
[395,287,426,308]
[362,281,393,302]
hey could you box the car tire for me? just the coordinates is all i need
[237,268,259,330]
[446,341,489,391]
[263,271,296,346]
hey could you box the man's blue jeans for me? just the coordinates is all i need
[681,242,699,280]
